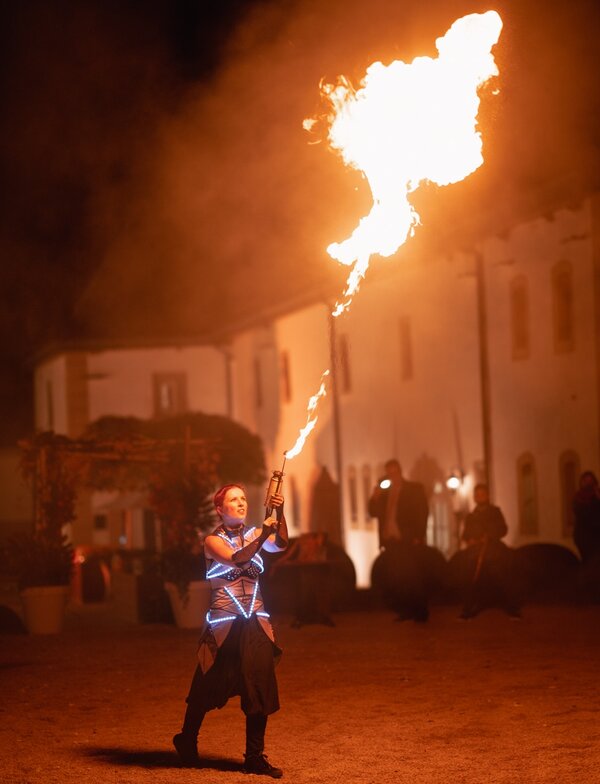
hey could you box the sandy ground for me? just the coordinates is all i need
[1,602,600,784]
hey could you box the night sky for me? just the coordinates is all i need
[1,0,599,443]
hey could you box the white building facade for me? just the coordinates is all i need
[34,196,600,586]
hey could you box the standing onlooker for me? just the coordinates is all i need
[573,471,600,565]
[459,483,520,619]
[368,458,430,621]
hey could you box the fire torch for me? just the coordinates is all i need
[264,452,287,521]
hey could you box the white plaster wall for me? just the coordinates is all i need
[484,200,598,545]
[230,305,334,535]
[229,255,487,585]
[329,251,485,582]
[86,345,228,421]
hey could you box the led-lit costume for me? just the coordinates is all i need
[197,524,278,676]
[184,523,281,722]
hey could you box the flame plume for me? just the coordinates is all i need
[286,11,502,457]
[323,10,503,315]
[284,370,330,459]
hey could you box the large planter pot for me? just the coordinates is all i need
[165,580,211,629]
[20,585,70,634]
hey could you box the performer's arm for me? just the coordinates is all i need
[367,485,383,518]
[204,522,277,567]
[263,492,288,553]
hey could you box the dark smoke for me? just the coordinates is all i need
[1,0,599,442]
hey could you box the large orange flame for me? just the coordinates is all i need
[287,11,502,457]
[323,10,503,315]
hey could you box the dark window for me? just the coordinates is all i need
[289,475,300,528]
[152,373,187,417]
[143,509,157,552]
[510,276,530,360]
[280,351,292,403]
[559,451,580,537]
[254,357,263,408]
[46,380,54,431]
[517,453,538,535]
[348,465,358,526]
[552,261,575,353]
[338,334,352,394]
[362,464,374,526]
[399,317,413,380]
[93,514,107,531]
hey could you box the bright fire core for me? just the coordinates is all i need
[287,10,503,456]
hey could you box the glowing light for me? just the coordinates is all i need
[224,581,260,619]
[318,10,503,315]
[206,563,232,579]
[446,472,462,491]
[379,479,392,490]
[285,370,330,459]
[287,11,502,458]
[206,611,237,625]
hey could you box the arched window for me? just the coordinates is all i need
[510,275,530,360]
[338,334,352,394]
[362,464,374,526]
[289,475,300,529]
[280,351,292,403]
[559,450,580,537]
[347,465,358,527]
[399,316,413,380]
[552,260,575,353]
[517,452,538,535]
[253,356,263,409]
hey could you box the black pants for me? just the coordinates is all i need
[461,542,520,617]
[182,617,279,757]
[182,705,267,758]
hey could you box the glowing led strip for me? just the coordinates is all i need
[224,582,259,619]
[206,563,234,579]
[206,611,237,625]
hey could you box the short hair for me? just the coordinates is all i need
[474,483,489,494]
[213,484,245,516]
[384,459,401,471]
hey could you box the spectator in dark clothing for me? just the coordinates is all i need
[573,471,600,565]
[368,459,430,622]
[459,484,520,620]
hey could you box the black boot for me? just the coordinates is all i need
[173,704,204,767]
[244,714,283,778]
[244,753,283,778]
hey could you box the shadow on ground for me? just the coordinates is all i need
[83,746,241,772]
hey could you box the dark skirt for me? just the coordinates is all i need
[187,616,281,716]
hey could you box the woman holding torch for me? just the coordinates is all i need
[173,481,288,778]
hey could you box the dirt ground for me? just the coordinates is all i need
[1,602,600,784]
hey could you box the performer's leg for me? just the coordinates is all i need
[245,713,267,758]
[181,702,205,738]
[173,667,206,767]
[244,714,283,779]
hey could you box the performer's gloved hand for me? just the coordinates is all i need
[262,517,278,537]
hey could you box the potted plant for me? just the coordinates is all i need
[150,464,216,628]
[82,412,266,628]
[147,412,265,627]
[5,433,78,633]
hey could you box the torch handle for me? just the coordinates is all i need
[264,468,285,519]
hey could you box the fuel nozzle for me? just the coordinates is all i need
[264,453,287,519]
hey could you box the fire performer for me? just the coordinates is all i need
[173,483,288,778]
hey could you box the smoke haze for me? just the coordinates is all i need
[0,0,599,439]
